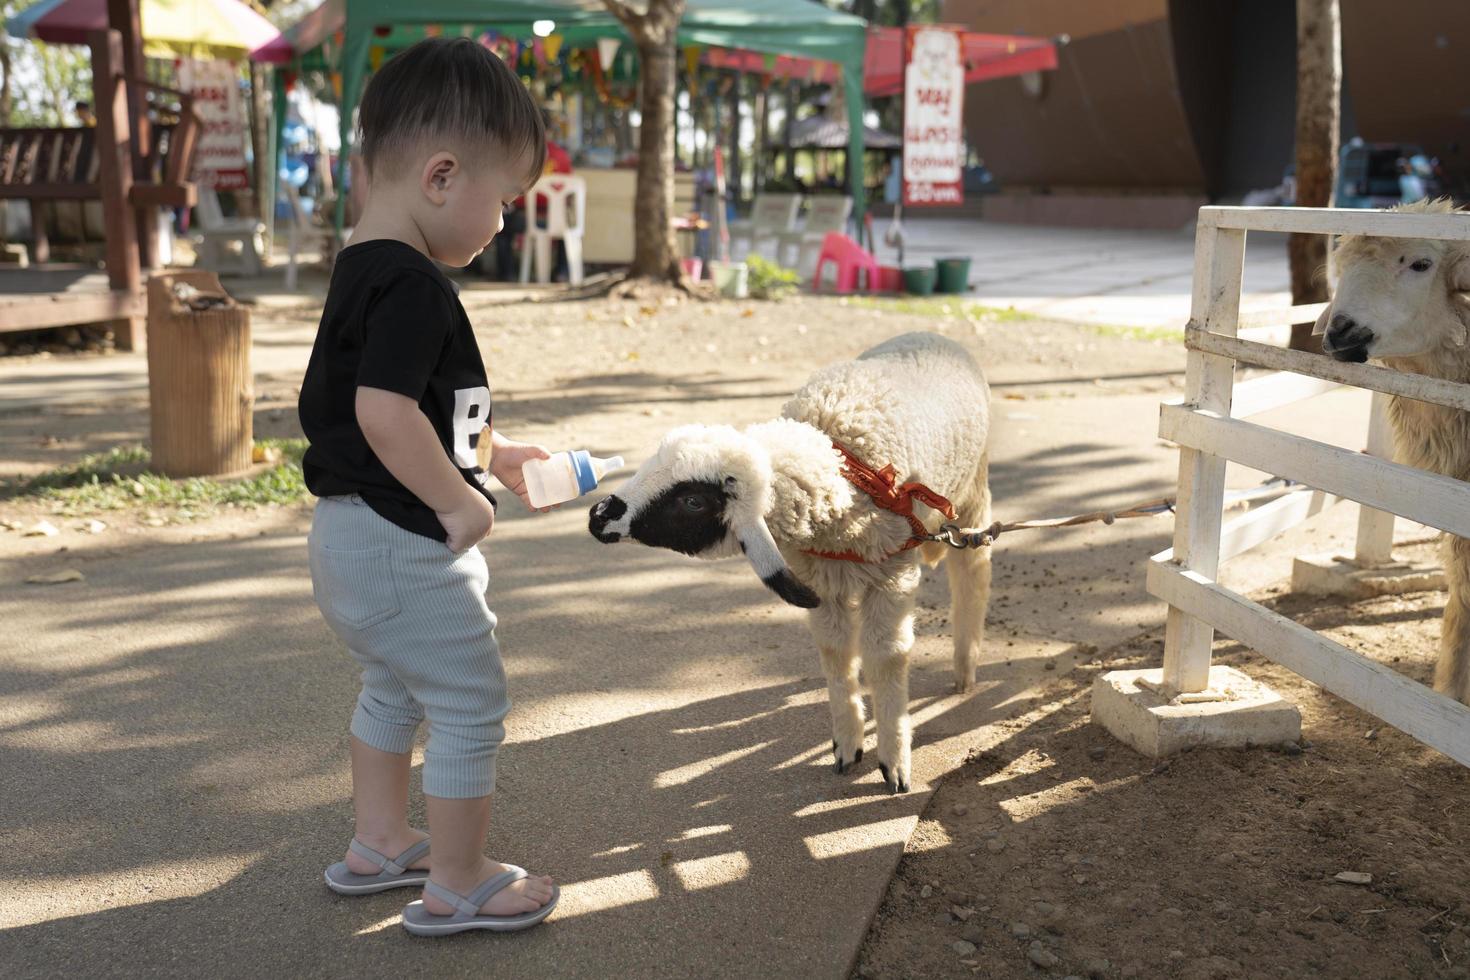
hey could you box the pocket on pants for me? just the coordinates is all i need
[315,545,400,630]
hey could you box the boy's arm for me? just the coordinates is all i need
[356,386,493,548]
[485,427,554,511]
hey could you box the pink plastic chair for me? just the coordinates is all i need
[812,232,880,294]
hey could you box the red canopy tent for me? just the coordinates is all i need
[701,26,1058,95]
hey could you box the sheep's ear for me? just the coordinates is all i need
[737,517,821,609]
[1311,302,1333,336]
[1449,256,1470,347]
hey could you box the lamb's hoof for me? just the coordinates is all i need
[832,740,863,774]
[877,761,910,794]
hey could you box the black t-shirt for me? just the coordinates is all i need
[298,239,495,541]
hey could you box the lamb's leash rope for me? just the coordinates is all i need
[925,477,1301,551]
[803,440,1302,563]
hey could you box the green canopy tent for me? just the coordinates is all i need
[279,0,870,241]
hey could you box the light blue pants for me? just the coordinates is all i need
[308,495,510,798]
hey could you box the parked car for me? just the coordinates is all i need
[1336,139,1444,208]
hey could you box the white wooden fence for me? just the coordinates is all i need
[1153,205,1470,767]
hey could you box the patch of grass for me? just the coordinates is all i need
[846,296,1036,321]
[850,295,1186,344]
[744,254,800,300]
[4,438,308,515]
[1082,322,1186,344]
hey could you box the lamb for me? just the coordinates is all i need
[588,332,992,793]
[1318,198,1470,704]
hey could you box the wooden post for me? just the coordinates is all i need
[146,271,252,477]
[1288,0,1340,351]
[90,28,143,352]
[106,0,157,271]
[1161,216,1246,695]
[1354,389,1397,565]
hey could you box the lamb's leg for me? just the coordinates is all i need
[809,598,864,773]
[947,458,993,692]
[947,546,992,692]
[1434,535,1470,705]
[860,587,917,794]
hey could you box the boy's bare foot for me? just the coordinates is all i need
[422,856,555,917]
[343,828,431,875]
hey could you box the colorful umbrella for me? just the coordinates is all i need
[5,0,291,63]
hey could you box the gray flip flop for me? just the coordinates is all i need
[324,838,431,895]
[400,866,559,936]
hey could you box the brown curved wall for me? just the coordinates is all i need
[945,0,1470,199]
[944,0,1209,191]
[1342,0,1470,196]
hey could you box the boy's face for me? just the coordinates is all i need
[411,145,533,268]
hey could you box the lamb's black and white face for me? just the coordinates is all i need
[587,425,820,608]
[589,477,735,556]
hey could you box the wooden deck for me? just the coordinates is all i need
[0,266,141,335]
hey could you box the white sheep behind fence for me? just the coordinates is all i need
[1319,197,1470,704]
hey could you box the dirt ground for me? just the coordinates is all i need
[3,288,1466,978]
[858,538,1470,980]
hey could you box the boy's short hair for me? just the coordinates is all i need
[357,37,547,185]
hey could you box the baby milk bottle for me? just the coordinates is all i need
[523,451,625,509]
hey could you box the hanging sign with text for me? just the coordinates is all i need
[902,25,965,207]
[176,58,250,192]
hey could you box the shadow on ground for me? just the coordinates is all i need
[0,501,1140,978]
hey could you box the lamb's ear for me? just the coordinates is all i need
[737,516,821,609]
[1311,301,1333,336]
[1450,255,1470,347]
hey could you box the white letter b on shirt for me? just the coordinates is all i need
[451,386,491,468]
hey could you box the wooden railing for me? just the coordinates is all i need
[0,77,198,209]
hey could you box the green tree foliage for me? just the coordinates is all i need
[1,2,93,127]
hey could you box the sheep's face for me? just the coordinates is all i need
[588,424,821,608]
[1318,202,1470,362]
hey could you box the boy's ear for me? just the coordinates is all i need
[421,152,459,205]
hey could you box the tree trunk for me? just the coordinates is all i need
[1289,0,1340,351]
[249,61,272,237]
[783,82,797,182]
[630,35,680,280]
[726,73,742,206]
[606,0,686,283]
[754,81,769,193]
[0,46,12,127]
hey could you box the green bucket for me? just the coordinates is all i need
[903,265,937,296]
[935,256,972,294]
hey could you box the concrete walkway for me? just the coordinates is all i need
[890,216,1292,328]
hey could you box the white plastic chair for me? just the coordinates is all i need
[519,174,586,286]
[778,195,853,277]
[728,193,801,263]
[194,187,265,277]
[280,182,311,291]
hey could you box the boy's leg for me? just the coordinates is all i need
[423,794,553,916]
[398,546,553,915]
[310,497,430,874]
[344,660,429,874]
